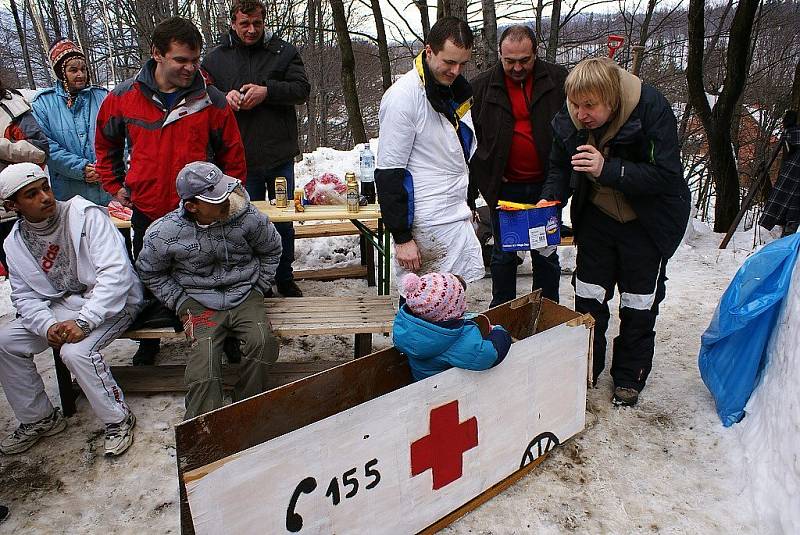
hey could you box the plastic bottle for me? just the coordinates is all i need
[359,143,376,204]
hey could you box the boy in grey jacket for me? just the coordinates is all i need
[136,161,282,419]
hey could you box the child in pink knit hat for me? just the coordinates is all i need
[393,272,512,381]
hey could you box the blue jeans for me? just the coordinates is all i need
[490,181,561,307]
[246,161,295,284]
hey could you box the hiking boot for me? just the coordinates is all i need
[277,280,303,297]
[0,408,67,454]
[612,386,640,407]
[104,411,136,456]
[132,339,160,366]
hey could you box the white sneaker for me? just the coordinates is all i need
[104,411,136,456]
[0,408,67,455]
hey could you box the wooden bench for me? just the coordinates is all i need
[54,296,396,417]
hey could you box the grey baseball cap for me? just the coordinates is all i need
[176,161,240,204]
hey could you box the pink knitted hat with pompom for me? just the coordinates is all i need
[403,272,467,323]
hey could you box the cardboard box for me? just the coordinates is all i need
[499,205,561,251]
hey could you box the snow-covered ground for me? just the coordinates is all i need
[0,147,796,532]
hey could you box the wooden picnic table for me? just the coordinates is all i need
[111,202,392,295]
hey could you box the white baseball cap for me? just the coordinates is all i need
[0,163,48,201]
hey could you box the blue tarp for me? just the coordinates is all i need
[699,233,800,427]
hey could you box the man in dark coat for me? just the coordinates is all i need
[202,0,310,297]
[469,26,567,307]
[540,57,690,407]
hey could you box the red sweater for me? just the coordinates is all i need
[503,74,543,182]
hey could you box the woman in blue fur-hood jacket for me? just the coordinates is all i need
[393,272,512,381]
[31,39,110,205]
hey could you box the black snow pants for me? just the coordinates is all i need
[573,205,667,391]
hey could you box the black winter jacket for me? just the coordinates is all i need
[469,59,567,209]
[541,83,690,259]
[202,31,310,170]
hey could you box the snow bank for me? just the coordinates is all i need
[737,255,800,533]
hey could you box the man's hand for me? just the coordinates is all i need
[46,323,63,348]
[226,89,243,112]
[115,186,132,208]
[239,84,267,110]
[84,164,100,184]
[58,320,86,344]
[46,321,86,347]
[395,239,422,272]
[571,145,605,178]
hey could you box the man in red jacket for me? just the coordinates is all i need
[95,17,246,364]
[469,26,567,307]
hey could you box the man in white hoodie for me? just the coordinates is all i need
[0,162,142,456]
[375,17,484,296]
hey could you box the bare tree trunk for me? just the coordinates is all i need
[791,57,800,113]
[414,0,431,37]
[631,0,656,76]
[195,0,214,46]
[214,0,228,35]
[330,0,367,144]
[546,0,562,63]
[370,0,392,91]
[10,0,37,89]
[26,0,54,84]
[481,0,498,67]
[438,0,467,21]
[534,0,545,48]
[686,0,760,232]
[45,0,62,39]
[306,0,318,151]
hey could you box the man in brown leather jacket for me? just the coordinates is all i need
[469,26,567,307]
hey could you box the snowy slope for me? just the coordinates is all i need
[737,254,800,533]
[0,146,791,533]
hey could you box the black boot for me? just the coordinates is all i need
[132,338,160,366]
[277,279,303,297]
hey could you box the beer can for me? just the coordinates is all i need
[346,172,359,213]
[275,177,288,208]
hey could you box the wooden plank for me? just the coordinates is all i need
[293,264,367,281]
[264,296,392,303]
[253,201,381,223]
[294,220,378,239]
[270,325,393,336]
[110,362,340,393]
[267,310,396,320]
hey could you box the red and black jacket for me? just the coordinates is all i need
[95,60,246,220]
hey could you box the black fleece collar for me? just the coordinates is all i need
[416,52,473,127]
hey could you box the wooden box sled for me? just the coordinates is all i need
[175,292,594,534]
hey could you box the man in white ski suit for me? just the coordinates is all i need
[375,17,484,294]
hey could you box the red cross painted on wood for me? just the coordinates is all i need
[410,400,478,490]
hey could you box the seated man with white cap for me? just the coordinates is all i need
[0,162,142,456]
[136,161,282,419]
